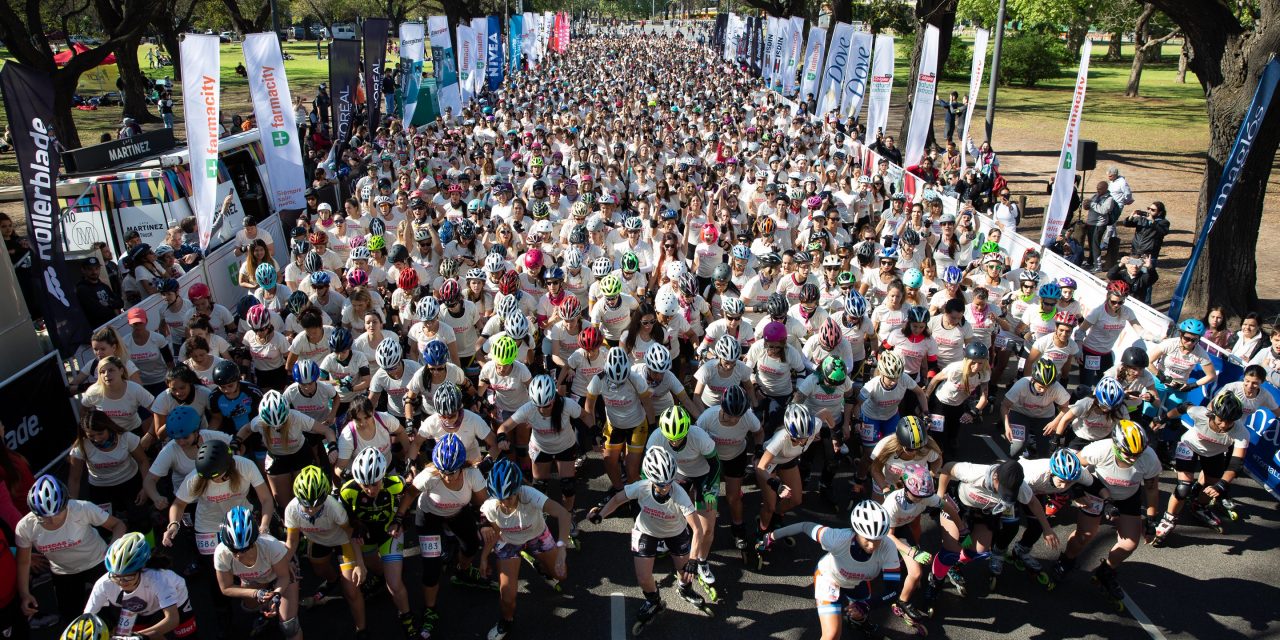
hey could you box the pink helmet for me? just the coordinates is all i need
[348,235,367,249]
[346,268,369,288]
[902,463,936,497]
[762,321,787,343]
[246,304,271,330]
[806,195,823,210]
[523,249,544,270]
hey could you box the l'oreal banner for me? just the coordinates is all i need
[782,17,804,96]
[399,22,425,125]
[1040,41,1093,245]
[839,31,873,122]
[1169,57,1280,319]
[865,34,894,139]
[180,34,221,249]
[815,22,852,117]
[0,63,90,355]
[798,26,825,102]
[959,28,990,169]
[242,33,306,211]
[509,15,524,73]
[428,16,462,118]
[457,24,476,104]
[364,18,390,133]
[328,38,360,158]
[486,15,503,90]
[903,25,939,170]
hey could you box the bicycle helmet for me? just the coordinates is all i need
[27,474,67,517]
[217,505,259,552]
[878,246,898,261]
[287,290,309,315]
[965,342,989,360]
[433,382,462,415]
[757,252,781,268]
[941,265,964,285]
[902,228,921,247]
[762,321,788,344]
[820,356,847,386]
[376,337,404,370]
[1106,280,1130,296]
[351,246,372,261]
[498,271,521,295]
[1053,310,1079,326]
[1031,358,1058,388]
[432,433,467,473]
[309,271,332,288]
[621,252,640,273]
[665,261,688,280]
[1178,318,1206,337]
[591,257,613,278]
[906,305,929,324]
[677,273,698,297]
[104,532,151,575]
[877,351,904,379]
[486,457,523,499]
[528,374,557,408]
[565,249,585,270]
[554,297,581,322]
[579,326,603,351]
[456,220,477,239]
[713,263,732,282]
[798,283,820,304]
[1210,389,1244,423]
[369,218,387,236]
[600,275,623,297]
[328,327,354,353]
[1121,346,1149,369]
[1112,420,1148,458]
[484,253,506,273]
[1094,376,1126,408]
[818,318,843,351]
[1058,277,1077,289]
[293,466,331,508]
[731,245,751,261]
[289,359,320,386]
[257,390,290,427]
[437,279,461,304]
[416,297,441,322]
[721,296,745,317]
[903,268,924,289]
[896,416,928,451]
[793,250,813,265]
[351,447,389,486]
[523,249,545,271]
[845,291,867,317]
[980,241,1001,254]
[505,312,531,340]
[490,294,516,318]
[721,385,748,417]
[492,335,520,366]
[211,360,241,387]
[195,440,233,478]
[784,404,815,438]
[642,447,677,485]
[465,268,486,282]
[1038,282,1062,300]
[1048,449,1082,482]
[837,271,856,287]
[645,344,672,373]
[543,266,565,283]
[849,500,891,541]
[304,251,324,273]
[246,304,271,330]
[714,334,741,362]
[60,614,110,640]
[765,293,788,319]
[254,263,277,289]
[901,463,936,497]
[1017,270,1041,285]
[655,291,681,317]
[439,257,459,279]
[154,277,179,294]
[659,406,691,441]
[604,347,630,383]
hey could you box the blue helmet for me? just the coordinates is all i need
[878,246,898,260]
[1038,282,1062,300]
[1094,376,1126,409]
[292,359,321,384]
[309,271,331,287]
[217,505,259,552]
[27,474,67,517]
[731,245,751,261]
[329,327,354,352]
[254,263,277,289]
[104,532,151,575]
[942,265,964,285]
[1178,318,1206,337]
[423,340,450,366]
[432,433,467,473]
[165,406,201,440]
[486,457,523,499]
[844,291,867,317]
[1048,449,1082,482]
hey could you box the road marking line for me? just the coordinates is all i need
[976,433,1009,461]
[611,592,626,640]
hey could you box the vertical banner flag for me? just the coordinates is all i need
[428,16,462,118]
[180,34,221,250]
[329,39,360,159]
[364,18,390,134]
[798,26,826,101]
[399,22,425,125]
[471,18,487,94]
[0,63,89,355]
[1040,41,1093,245]
[523,13,536,67]
[840,31,873,122]
[903,25,939,170]
[816,22,852,117]
[509,15,524,74]
[748,17,760,75]
[959,28,990,169]
[783,17,804,96]
[486,15,503,90]
[762,18,776,84]
[771,18,788,91]
[721,14,735,60]
[243,33,306,211]
[1168,57,1280,318]
[542,12,553,58]
[456,24,475,104]
[866,34,895,140]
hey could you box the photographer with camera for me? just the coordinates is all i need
[1124,201,1171,269]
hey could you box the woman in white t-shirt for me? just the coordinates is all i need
[162,441,273,564]
[149,364,211,439]
[213,506,303,640]
[80,356,155,437]
[67,408,151,531]
[923,343,992,460]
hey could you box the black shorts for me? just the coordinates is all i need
[1173,445,1229,479]
[678,472,710,506]
[306,541,340,560]
[534,445,580,464]
[958,502,1004,531]
[265,448,314,475]
[631,526,692,558]
[1110,491,1143,517]
[721,452,748,479]
[773,456,801,471]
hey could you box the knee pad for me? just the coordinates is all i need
[280,617,301,638]
[1174,481,1202,500]
[559,477,577,498]
[938,550,961,566]
[532,479,550,495]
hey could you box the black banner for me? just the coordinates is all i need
[749,17,762,77]
[61,128,177,174]
[714,13,727,50]
[364,18,390,134]
[0,353,78,474]
[329,39,361,162]
[0,63,90,357]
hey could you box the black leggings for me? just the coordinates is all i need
[52,565,106,623]
[417,509,481,588]
[928,395,970,461]
[86,474,150,533]
[992,500,1045,549]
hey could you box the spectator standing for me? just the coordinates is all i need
[75,257,122,329]
[935,91,963,143]
[1124,201,1170,268]
[1106,255,1157,304]
[158,91,174,129]
[1086,180,1117,271]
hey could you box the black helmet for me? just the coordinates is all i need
[569,225,588,245]
[964,342,989,360]
[712,264,731,282]
[766,293,789,319]
[1210,390,1244,423]
[902,228,921,246]
[798,283,819,304]
[195,441,233,478]
[211,360,241,386]
[1120,346,1149,369]
[906,305,929,324]
[388,244,409,264]
[856,243,876,259]
[995,460,1025,501]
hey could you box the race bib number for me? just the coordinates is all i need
[929,414,945,433]
[196,531,219,556]
[1174,442,1194,461]
[1009,424,1026,442]
[994,333,1010,349]
[115,611,137,636]
[857,422,876,441]
[1079,494,1104,516]
[1084,354,1101,371]
[419,535,443,558]
[96,502,114,515]
[813,574,841,604]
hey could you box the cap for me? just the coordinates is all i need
[82,257,101,268]
[305,188,317,198]
[154,244,174,256]
[937,213,956,224]
[127,308,147,324]
[317,203,333,212]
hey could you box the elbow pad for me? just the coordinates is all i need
[1227,456,1244,474]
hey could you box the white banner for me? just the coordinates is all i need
[242,33,306,211]
[866,34,894,139]
[724,13,741,61]
[180,35,219,249]
[542,11,553,58]
[960,29,990,169]
[903,25,939,170]
[428,16,462,118]
[471,18,487,94]
[840,31,873,122]
[762,18,777,84]
[771,18,787,91]
[783,17,805,96]
[816,22,853,118]
[1042,41,1093,244]
[457,25,476,104]
[798,26,826,101]
[399,22,426,125]
[523,12,536,67]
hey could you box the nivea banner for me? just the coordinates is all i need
[840,31,873,122]
[865,34,895,139]
[486,16,504,90]
[180,34,220,249]
[816,22,852,117]
[399,22,425,124]
[798,26,825,101]
[428,16,462,117]
[243,33,306,211]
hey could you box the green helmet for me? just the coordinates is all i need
[368,235,386,252]
[600,275,622,297]
[659,406,691,441]
[980,240,1000,255]
[293,465,331,508]
[622,252,640,273]
[492,335,519,366]
[531,156,545,168]
[836,271,856,286]
[820,356,847,386]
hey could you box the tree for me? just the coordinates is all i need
[153,0,202,81]
[896,0,958,157]
[1010,0,1108,53]
[220,0,273,34]
[1146,0,1280,316]
[0,0,156,148]
[1122,3,1180,97]
[735,0,807,21]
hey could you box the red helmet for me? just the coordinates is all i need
[1053,310,1079,326]
[819,317,842,350]
[398,268,419,291]
[498,270,521,295]
[309,232,327,245]
[187,283,211,301]
[558,296,582,320]
[1106,279,1131,297]
[246,304,271,330]
[579,325,603,351]
[523,249,544,270]
[436,279,461,304]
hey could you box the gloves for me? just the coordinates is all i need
[1143,516,1157,538]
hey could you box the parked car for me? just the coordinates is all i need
[332,24,357,40]
[218,31,235,43]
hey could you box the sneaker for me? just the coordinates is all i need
[29,614,60,630]
[989,552,1004,576]
[487,619,513,640]
[696,560,716,585]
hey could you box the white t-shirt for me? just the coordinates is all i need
[337,412,405,461]
[859,374,917,421]
[644,425,717,479]
[1081,304,1137,354]
[149,430,232,486]
[283,382,339,425]
[625,479,695,539]
[1030,333,1081,372]
[696,406,761,460]
[587,370,650,429]
[417,410,492,463]
[82,382,155,432]
[69,431,142,487]
[439,300,483,358]
[480,485,549,546]
[244,329,289,371]
[1004,378,1069,420]
[564,348,607,397]
[413,466,486,518]
[479,360,533,412]
[814,525,902,589]
[693,359,752,407]
[289,328,335,366]
[370,360,423,417]
[85,568,188,618]
[1180,406,1248,458]
[512,398,582,456]
[213,534,290,585]
[245,411,320,456]
[320,351,372,404]
[284,495,351,548]
[1079,439,1161,501]
[16,501,111,574]
[175,456,266,534]
[931,361,991,407]
[763,428,816,467]
[746,341,807,397]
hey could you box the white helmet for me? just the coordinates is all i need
[591,257,613,278]
[350,447,388,486]
[604,346,631,383]
[644,343,671,373]
[665,261,687,280]
[877,351,904,380]
[376,337,403,369]
[494,293,519,317]
[529,374,556,407]
[655,291,680,316]
[641,447,676,485]
[849,500,891,541]
[415,297,440,322]
[721,296,745,316]
[504,311,530,340]
[565,249,584,269]
[351,246,372,261]
[714,334,741,362]
[784,404,815,438]
[484,253,506,273]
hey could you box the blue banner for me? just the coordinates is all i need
[487,15,504,90]
[509,16,523,74]
[1169,59,1280,319]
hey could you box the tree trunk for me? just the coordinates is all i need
[52,72,85,149]
[896,0,957,154]
[1144,39,1163,62]
[160,31,182,81]
[116,34,159,123]
[1124,4,1154,97]
[1175,41,1188,83]
[1107,30,1123,61]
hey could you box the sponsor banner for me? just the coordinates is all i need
[428,16,462,118]
[865,34,895,139]
[486,15,504,90]
[816,22,852,117]
[328,38,360,159]
[0,62,91,355]
[399,22,426,125]
[903,25,939,170]
[457,24,476,104]
[1169,58,1280,318]
[523,12,536,67]
[762,18,777,84]
[839,31,873,122]
[782,17,804,96]
[243,34,306,211]
[959,28,989,170]
[770,18,787,90]
[798,26,825,100]
[180,34,221,250]
[543,12,553,58]
[1041,42,1093,245]
[0,353,78,474]
[364,19,390,134]
[510,15,524,73]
